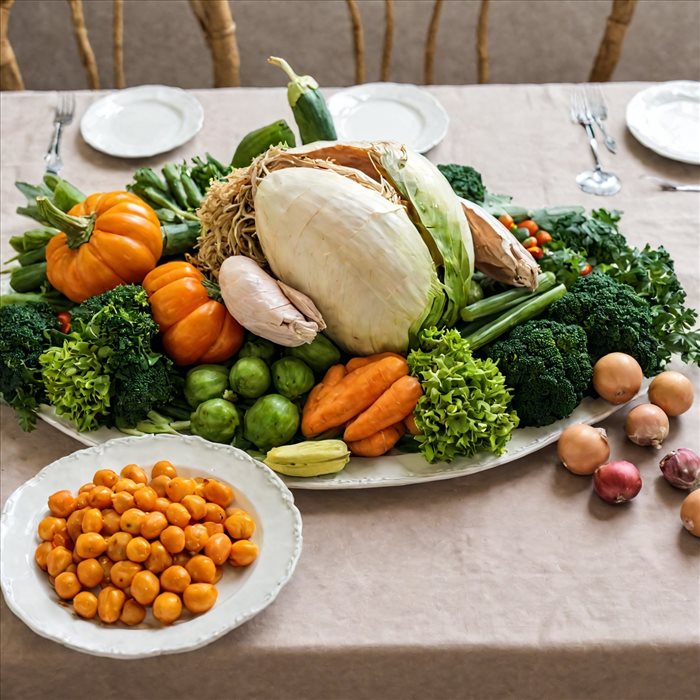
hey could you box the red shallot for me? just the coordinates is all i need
[593,461,642,504]
[624,403,669,449]
[660,448,700,490]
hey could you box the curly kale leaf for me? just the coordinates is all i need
[437,164,486,203]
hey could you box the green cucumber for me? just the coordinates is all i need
[231,120,297,168]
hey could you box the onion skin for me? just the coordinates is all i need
[660,448,700,490]
[680,489,700,537]
[592,353,643,405]
[593,461,642,504]
[648,371,694,417]
[624,403,669,449]
[557,424,610,475]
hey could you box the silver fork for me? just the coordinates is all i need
[45,93,76,174]
[586,85,617,154]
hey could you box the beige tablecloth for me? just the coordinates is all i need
[1,84,699,700]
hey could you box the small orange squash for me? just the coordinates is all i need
[43,192,162,302]
[142,261,244,366]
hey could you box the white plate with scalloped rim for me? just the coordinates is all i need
[0,435,302,658]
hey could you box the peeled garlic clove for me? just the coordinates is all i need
[218,256,324,347]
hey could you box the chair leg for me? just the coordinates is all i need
[189,0,240,88]
[67,0,100,89]
[113,0,124,89]
[477,0,490,84]
[424,0,443,85]
[381,0,394,82]
[589,0,637,82]
[346,0,365,84]
[0,0,24,90]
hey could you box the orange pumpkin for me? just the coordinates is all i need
[142,261,244,366]
[45,191,162,302]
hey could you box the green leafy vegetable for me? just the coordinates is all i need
[486,320,592,427]
[437,164,486,203]
[407,327,519,463]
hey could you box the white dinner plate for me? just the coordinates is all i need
[327,83,449,153]
[626,81,700,165]
[0,435,302,658]
[80,85,204,158]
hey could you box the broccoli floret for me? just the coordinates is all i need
[486,320,592,427]
[546,272,662,376]
[437,164,486,202]
[111,358,175,428]
[0,303,58,430]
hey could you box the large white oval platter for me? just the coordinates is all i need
[33,392,636,490]
[0,435,302,658]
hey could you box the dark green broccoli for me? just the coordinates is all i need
[546,272,662,376]
[0,303,58,430]
[437,164,486,202]
[486,320,592,427]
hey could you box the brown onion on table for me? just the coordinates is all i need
[557,424,610,475]
[593,461,642,504]
[648,371,695,417]
[624,404,669,449]
[592,353,643,405]
[680,490,700,538]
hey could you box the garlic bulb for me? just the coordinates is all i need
[218,255,325,347]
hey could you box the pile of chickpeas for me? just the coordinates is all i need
[34,460,259,626]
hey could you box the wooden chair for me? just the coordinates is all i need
[0,0,241,91]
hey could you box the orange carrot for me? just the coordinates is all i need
[347,424,403,457]
[403,413,422,436]
[302,356,408,437]
[343,375,423,442]
[301,365,347,435]
[345,352,405,373]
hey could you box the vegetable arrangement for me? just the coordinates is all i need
[1,59,697,483]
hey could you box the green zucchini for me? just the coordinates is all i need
[9,262,47,293]
[268,56,337,144]
[231,119,297,168]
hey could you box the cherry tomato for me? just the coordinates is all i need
[535,230,552,246]
[580,263,593,276]
[57,311,71,333]
[498,214,514,229]
[527,245,544,260]
[519,219,539,235]
[521,236,537,248]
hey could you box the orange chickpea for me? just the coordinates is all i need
[184,524,209,553]
[141,511,168,540]
[52,531,73,550]
[172,551,190,567]
[106,531,132,561]
[153,497,171,514]
[229,540,259,567]
[65,562,78,574]
[160,526,185,554]
[203,503,226,524]
[113,478,138,494]
[77,558,104,588]
[203,522,225,537]
[185,554,216,583]
[35,541,54,570]
[97,586,126,623]
[183,583,218,614]
[66,509,87,541]
[47,546,73,577]
[166,477,197,503]
[87,486,112,510]
[100,509,122,536]
[204,533,232,565]
[48,490,77,518]
[131,570,160,605]
[72,548,84,564]
[166,502,191,529]
[152,460,177,479]
[203,480,234,508]
[149,475,172,498]
[38,516,67,542]
[97,555,113,583]
[93,469,119,488]
[110,560,142,589]
[121,464,148,484]
[153,592,182,625]
[54,571,82,599]
[73,591,98,619]
[144,541,172,574]
[79,482,95,494]
[75,492,90,509]
[224,510,255,540]
[133,486,158,511]
[213,566,224,584]
[160,565,191,594]
[194,482,207,499]
[181,495,207,521]
[75,532,107,559]
[120,508,146,536]
[120,599,146,626]
[81,507,103,533]
[126,537,151,563]
[111,491,135,514]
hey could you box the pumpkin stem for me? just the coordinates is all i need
[201,278,222,302]
[36,196,95,249]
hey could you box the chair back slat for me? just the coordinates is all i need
[477,0,490,84]
[189,0,240,87]
[381,0,394,82]
[424,0,443,85]
[113,0,125,89]
[0,0,24,90]
[346,0,365,84]
[589,0,638,82]
[67,0,100,89]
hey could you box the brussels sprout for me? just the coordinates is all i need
[271,357,314,399]
[288,334,341,374]
[243,394,300,451]
[184,364,230,408]
[238,336,277,364]
[229,357,271,399]
[190,398,241,443]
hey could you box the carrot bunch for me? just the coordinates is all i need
[301,353,423,457]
